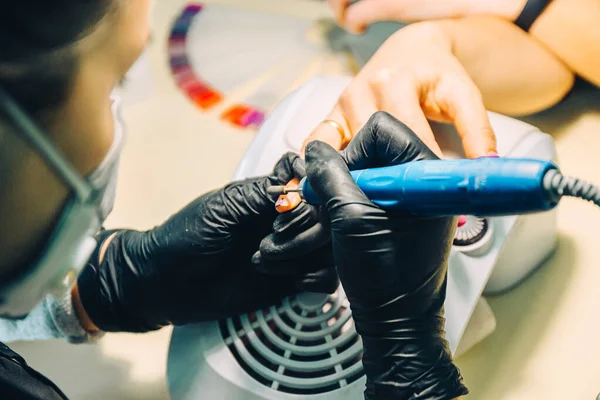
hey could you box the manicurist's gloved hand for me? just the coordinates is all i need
[305,112,468,399]
[76,153,338,333]
[253,198,333,276]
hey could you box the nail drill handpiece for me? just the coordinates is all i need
[268,158,577,216]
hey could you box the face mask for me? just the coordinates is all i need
[0,88,124,318]
[88,94,124,222]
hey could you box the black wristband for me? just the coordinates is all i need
[514,0,552,32]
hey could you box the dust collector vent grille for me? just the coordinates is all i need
[220,287,365,394]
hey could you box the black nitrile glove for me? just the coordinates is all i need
[254,108,446,278]
[252,149,335,281]
[305,112,468,400]
[77,153,339,333]
[253,141,332,276]
[253,201,333,275]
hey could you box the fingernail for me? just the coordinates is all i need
[275,197,289,208]
[487,151,499,158]
[286,192,302,209]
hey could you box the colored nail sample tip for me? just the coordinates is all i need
[221,105,265,128]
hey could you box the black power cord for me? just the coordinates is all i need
[543,169,600,207]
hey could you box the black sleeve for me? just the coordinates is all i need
[0,342,68,400]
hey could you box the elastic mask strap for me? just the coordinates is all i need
[0,86,93,201]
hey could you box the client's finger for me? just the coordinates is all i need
[328,0,351,26]
[275,178,302,213]
[370,73,444,157]
[436,77,497,158]
[337,85,379,139]
[344,0,399,33]
[342,111,439,171]
[301,106,352,155]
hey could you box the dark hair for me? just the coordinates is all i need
[0,1,117,117]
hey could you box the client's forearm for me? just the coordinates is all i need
[433,16,575,115]
[530,0,600,86]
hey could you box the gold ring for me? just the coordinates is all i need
[321,119,352,148]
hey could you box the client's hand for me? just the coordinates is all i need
[306,111,468,398]
[329,0,527,33]
[302,22,497,159]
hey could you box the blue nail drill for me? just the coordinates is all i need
[267,158,600,216]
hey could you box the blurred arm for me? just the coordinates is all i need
[435,15,575,116]
[530,0,600,86]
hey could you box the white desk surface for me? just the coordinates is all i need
[9,1,600,399]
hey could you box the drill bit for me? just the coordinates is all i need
[266,185,302,196]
